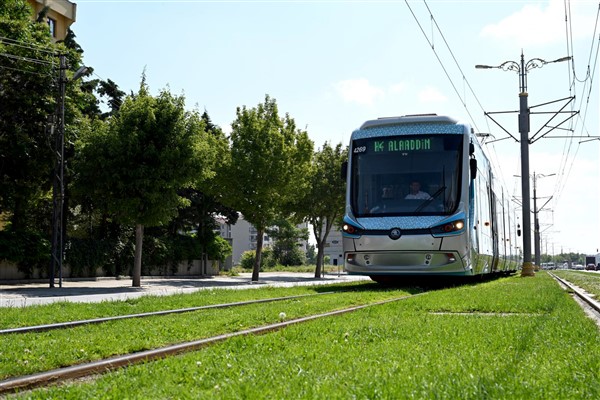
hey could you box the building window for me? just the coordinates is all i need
[47,17,57,38]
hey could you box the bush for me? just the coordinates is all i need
[0,229,50,278]
[206,235,232,263]
[276,246,307,266]
[239,248,275,270]
[66,237,115,277]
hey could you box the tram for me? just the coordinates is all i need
[341,114,519,282]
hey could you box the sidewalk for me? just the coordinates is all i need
[0,272,370,308]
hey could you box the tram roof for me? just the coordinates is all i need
[359,114,460,130]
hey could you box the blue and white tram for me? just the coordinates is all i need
[341,114,519,281]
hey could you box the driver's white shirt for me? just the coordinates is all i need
[405,191,432,200]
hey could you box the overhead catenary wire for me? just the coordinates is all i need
[405,0,510,193]
[404,0,484,135]
[552,0,600,208]
[404,0,598,243]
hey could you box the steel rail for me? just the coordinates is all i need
[0,292,335,335]
[0,293,424,395]
[549,272,600,314]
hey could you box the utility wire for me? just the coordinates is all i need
[0,64,54,78]
[0,35,56,55]
[0,51,55,66]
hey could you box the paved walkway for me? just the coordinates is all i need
[0,272,370,307]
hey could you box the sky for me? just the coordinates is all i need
[71,0,599,257]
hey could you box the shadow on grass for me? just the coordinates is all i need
[358,272,515,292]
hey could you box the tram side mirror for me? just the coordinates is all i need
[341,161,348,180]
[469,158,477,180]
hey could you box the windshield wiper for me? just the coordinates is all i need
[414,186,446,213]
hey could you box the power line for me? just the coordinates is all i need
[0,64,54,77]
[0,35,56,56]
[0,51,55,66]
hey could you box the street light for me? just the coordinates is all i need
[49,56,88,288]
[476,52,571,277]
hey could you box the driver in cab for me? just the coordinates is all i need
[404,181,432,200]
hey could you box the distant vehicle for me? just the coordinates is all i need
[586,264,596,271]
[573,264,584,270]
[585,255,599,269]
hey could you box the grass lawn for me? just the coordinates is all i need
[552,270,600,298]
[6,272,600,399]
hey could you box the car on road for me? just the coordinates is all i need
[586,263,597,271]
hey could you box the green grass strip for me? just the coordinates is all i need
[0,282,412,380]
[553,270,600,298]
[10,272,600,399]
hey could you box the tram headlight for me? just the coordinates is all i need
[342,223,362,237]
[430,219,465,236]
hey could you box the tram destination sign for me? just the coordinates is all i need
[373,137,432,153]
[353,135,449,155]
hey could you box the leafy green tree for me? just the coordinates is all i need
[295,142,347,277]
[223,95,313,281]
[305,243,317,265]
[0,1,57,232]
[167,111,237,274]
[74,76,212,286]
[0,1,91,276]
[267,219,308,266]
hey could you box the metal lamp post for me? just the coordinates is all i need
[476,52,570,277]
[49,56,88,288]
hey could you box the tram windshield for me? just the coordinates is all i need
[350,134,463,217]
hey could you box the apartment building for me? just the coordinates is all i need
[27,0,77,41]
[215,215,308,267]
[322,228,344,268]
[215,215,274,266]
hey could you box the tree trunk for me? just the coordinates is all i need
[314,236,321,278]
[132,224,144,287]
[313,221,327,278]
[252,227,264,282]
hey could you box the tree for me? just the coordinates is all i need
[267,219,308,266]
[0,1,92,276]
[222,95,313,281]
[0,1,58,232]
[74,76,212,286]
[296,142,347,277]
[170,111,237,275]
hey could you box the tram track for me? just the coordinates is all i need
[0,292,426,395]
[549,272,600,327]
[0,292,335,335]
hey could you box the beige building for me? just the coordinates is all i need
[27,0,77,41]
[215,215,275,267]
[216,215,309,267]
[322,228,344,267]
